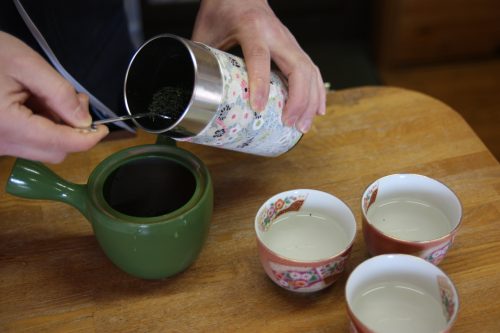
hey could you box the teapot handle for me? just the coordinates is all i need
[5,158,88,216]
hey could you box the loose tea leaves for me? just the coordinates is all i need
[148,86,191,122]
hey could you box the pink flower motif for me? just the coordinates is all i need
[279,280,289,287]
[292,280,308,288]
[274,199,285,210]
[241,79,250,100]
[425,241,452,264]
[215,118,226,129]
[301,273,312,280]
[267,207,276,218]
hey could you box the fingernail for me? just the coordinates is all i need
[298,119,312,133]
[76,128,92,134]
[75,124,109,135]
[100,125,110,136]
[73,101,92,127]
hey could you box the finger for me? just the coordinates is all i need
[273,53,324,132]
[295,78,317,133]
[297,88,316,133]
[295,66,326,132]
[28,120,109,154]
[76,93,92,122]
[1,125,108,164]
[281,63,312,129]
[240,40,271,112]
[25,94,62,123]
[6,107,108,159]
[263,33,313,128]
[11,50,92,128]
[316,67,327,116]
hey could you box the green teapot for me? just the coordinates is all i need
[6,138,213,280]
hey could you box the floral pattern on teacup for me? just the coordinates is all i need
[269,254,348,292]
[437,275,456,322]
[259,194,307,231]
[363,183,378,212]
[178,45,302,157]
[423,240,453,265]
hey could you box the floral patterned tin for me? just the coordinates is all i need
[125,34,302,157]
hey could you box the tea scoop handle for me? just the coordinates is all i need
[79,113,171,130]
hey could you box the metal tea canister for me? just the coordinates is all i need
[124,34,302,157]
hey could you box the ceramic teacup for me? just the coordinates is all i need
[255,189,356,293]
[361,174,462,264]
[346,254,459,333]
[6,137,213,279]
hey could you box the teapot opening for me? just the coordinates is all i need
[102,156,196,218]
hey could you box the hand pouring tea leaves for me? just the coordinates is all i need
[79,113,171,131]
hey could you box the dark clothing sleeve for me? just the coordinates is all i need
[0,0,135,118]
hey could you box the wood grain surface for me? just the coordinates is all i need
[379,58,500,161]
[1,87,499,332]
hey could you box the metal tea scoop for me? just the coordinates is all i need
[80,113,171,131]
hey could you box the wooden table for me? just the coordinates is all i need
[1,87,499,332]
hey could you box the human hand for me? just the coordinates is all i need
[192,0,326,133]
[0,32,108,163]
